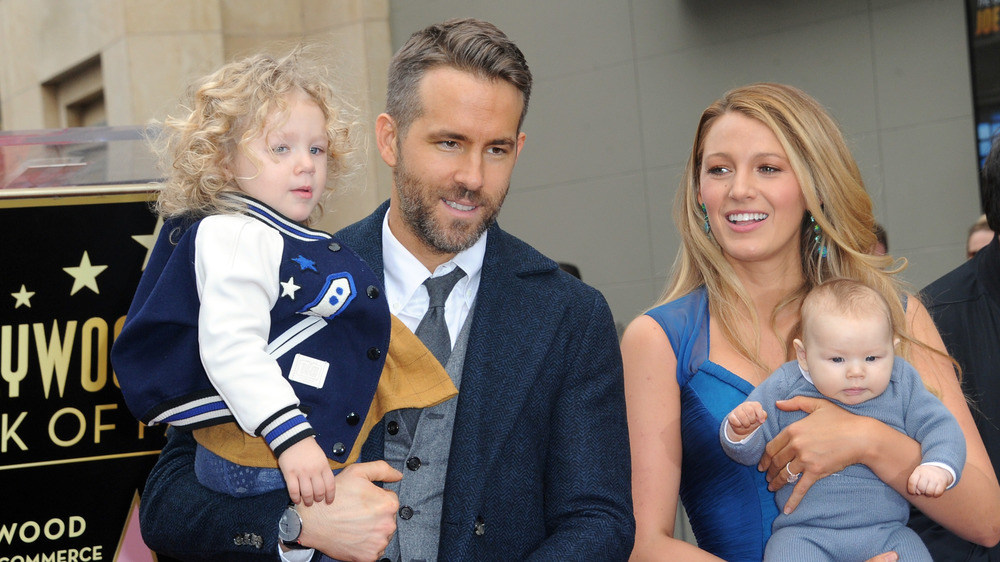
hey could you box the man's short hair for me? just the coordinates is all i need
[385,18,533,137]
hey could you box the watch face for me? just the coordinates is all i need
[278,506,301,542]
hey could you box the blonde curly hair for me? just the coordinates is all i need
[149,44,363,225]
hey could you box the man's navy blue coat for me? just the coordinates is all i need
[139,201,634,561]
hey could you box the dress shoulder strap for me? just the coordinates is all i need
[645,287,710,386]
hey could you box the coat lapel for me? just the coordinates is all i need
[440,225,560,550]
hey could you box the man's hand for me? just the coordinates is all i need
[297,460,402,562]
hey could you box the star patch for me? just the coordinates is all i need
[291,255,317,272]
[280,277,301,300]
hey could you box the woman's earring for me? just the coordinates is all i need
[809,213,828,258]
[701,203,711,234]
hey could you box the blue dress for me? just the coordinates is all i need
[646,287,777,561]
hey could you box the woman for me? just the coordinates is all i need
[623,83,1000,561]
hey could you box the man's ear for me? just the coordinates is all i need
[375,113,399,167]
[793,338,809,372]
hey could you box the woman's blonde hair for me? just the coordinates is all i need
[658,83,912,373]
[150,44,363,225]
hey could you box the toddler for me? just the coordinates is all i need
[112,47,455,512]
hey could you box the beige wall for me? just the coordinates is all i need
[0,0,986,326]
[0,0,393,231]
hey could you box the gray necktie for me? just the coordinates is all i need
[402,266,466,433]
[415,267,466,364]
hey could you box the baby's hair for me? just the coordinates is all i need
[149,44,363,224]
[800,278,894,338]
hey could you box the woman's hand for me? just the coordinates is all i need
[759,395,874,513]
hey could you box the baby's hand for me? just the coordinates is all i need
[907,464,953,497]
[278,437,336,506]
[726,401,767,440]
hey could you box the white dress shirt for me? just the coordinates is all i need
[381,208,485,339]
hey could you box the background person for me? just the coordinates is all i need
[967,214,994,259]
[874,222,889,255]
[911,136,1000,561]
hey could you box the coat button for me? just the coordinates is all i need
[346,412,360,426]
[474,516,486,536]
[327,242,341,252]
[406,457,421,471]
[367,347,381,360]
[366,285,380,299]
[379,559,391,562]
[331,442,346,456]
[399,506,413,520]
[386,421,399,435]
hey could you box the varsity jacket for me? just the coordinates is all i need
[112,194,391,464]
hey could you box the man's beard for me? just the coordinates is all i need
[393,154,508,255]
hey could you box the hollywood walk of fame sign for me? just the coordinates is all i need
[1,127,172,561]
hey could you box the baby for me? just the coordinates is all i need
[720,278,964,561]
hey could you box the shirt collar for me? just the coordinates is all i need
[381,207,486,312]
[797,364,815,386]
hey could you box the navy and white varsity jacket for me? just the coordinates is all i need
[112,194,390,462]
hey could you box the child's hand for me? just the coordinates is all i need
[726,401,767,440]
[278,437,336,506]
[907,464,953,497]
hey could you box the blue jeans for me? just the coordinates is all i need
[194,444,286,497]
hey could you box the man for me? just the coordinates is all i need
[908,136,1000,561]
[967,214,994,259]
[138,18,634,561]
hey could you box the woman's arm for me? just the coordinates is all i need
[621,316,724,561]
[761,299,1000,546]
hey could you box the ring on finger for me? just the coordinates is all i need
[785,461,800,483]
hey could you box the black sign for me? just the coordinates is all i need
[0,191,168,561]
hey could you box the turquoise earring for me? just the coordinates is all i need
[809,214,828,258]
[701,203,710,234]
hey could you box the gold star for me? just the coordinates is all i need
[64,251,108,295]
[11,284,35,308]
[131,217,164,271]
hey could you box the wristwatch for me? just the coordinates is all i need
[278,503,305,549]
